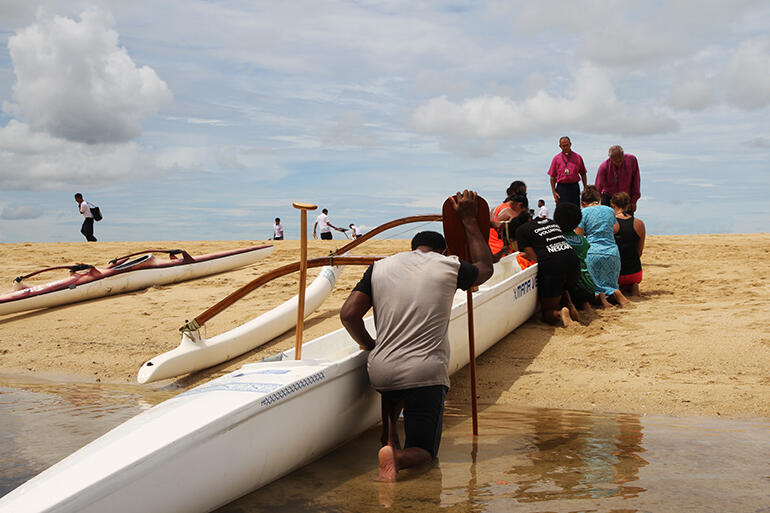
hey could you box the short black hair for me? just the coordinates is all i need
[554,202,582,232]
[322,208,328,214]
[411,231,446,252]
[275,217,280,222]
[508,210,532,235]
[538,199,545,206]
[74,193,83,199]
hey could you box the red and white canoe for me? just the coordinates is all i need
[0,245,273,316]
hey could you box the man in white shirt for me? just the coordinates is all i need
[313,208,342,240]
[537,199,549,219]
[74,193,97,242]
[273,218,284,240]
[349,223,362,238]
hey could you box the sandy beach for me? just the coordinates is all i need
[0,234,768,419]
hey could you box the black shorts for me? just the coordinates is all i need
[538,252,580,298]
[320,231,333,240]
[379,385,448,458]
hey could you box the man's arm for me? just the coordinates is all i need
[340,291,375,350]
[312,220,318,237]
[595,162,605,193]
[630,156,641,206]
[580,157,588,187]
[550,175,559,203]
[449,190,494,286]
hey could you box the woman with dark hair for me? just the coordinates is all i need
[611,192,646,296]
[488,192,528,262]
[512,211,580,326]
[506,180,527,197]
[553,202,608,309]
[575,186,629,306]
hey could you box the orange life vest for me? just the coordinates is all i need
[488,202,515,255]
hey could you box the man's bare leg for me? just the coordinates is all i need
[631,282,640,297]
[598,292,611,308]
[562,291,580,322]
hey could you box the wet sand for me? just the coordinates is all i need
[0,234,768,418]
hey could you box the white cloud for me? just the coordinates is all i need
[668,73,717,110]
[7,7,171,144]
[723,37,770,109]
[1,205,42,220]
[412,64,678,143]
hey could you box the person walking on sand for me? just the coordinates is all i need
[313,208,343,240]
[273,218,284,240]
[340,190,493,482]
[548,136,588,207]
[595,145,641,212]
[74,193,97,242]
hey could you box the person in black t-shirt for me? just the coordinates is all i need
[513,212,581,326]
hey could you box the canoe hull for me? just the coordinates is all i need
[0,254,537,513]
[0,245,273,316]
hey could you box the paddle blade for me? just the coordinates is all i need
[441,194,490,260]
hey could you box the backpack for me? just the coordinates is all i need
[89,204,103,222]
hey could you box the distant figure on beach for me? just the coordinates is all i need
[575,186,630,306]
[611,192,646,296]
[313,208,343,240]
[273,218,284,240]
[349,224,363,238]
[74,193,97,242]
[537,199,549,219]
[548,136,588,207]
[489,192,528,261]
[340,190,493,482]
[595,145,641,212]
[554,202,605,310]
[512,209,581,326]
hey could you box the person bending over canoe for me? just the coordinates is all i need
[340,190,493,482]
[512,208,581,326]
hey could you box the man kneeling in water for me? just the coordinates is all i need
[340,190,493,481]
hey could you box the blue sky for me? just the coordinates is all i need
[0,0,769,242]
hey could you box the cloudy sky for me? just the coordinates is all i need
[0,0,768,242]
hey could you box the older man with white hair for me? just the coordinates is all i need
[595,145,641,212]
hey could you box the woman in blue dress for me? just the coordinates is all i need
[575,186,630,306]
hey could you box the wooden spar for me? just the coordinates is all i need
[14,263,94,282]
[441,193,490,436]
[179,256,384,332]
[292,202,317,360]
[179,214,443,331]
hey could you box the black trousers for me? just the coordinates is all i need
[556,181,581,206]
[81,218,97,242]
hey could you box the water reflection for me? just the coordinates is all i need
[217,403,769,513]
[0,374,176,497]
[2,381,767,512]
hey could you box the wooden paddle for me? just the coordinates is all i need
[293,202,317,360]
[441,192,490,436]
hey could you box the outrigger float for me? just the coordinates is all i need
[0,210,539,513]
[0,245,274,316]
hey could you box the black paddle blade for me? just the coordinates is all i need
[441,193,490,260]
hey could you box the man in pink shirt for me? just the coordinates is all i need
[595,145,641,212]
[548,136,588,207]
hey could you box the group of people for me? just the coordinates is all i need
[271,210,363,241]
[340,137,646,483]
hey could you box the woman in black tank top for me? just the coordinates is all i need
[611,193,646,296]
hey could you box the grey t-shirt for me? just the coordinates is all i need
[353,250,476,392]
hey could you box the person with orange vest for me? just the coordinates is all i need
[488,192,528,261]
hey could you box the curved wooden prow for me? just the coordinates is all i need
[179,213,443,332]
[441,193,490,437]
[180,255,382,333]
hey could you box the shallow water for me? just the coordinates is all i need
[1,378,768,512]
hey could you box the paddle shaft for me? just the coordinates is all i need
[467,289,478,435]
[294,204,317,360]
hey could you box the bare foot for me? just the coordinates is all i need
[378,445,398,482]
[560,307,571,327]
[568,302,580,322]
[631,283,640,297]
[598,292,611,308]
[613,290,630,307]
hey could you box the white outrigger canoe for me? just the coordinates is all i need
[137,265,342,383]
[0,254,537,513]
[0,245,274,316]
